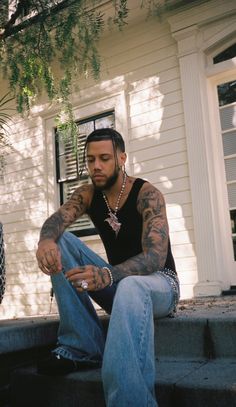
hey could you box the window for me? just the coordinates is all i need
[55,111,115,237]
[217,80,236,260]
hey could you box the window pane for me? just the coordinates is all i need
[225,157,236,182]
[62,179,80,202]
[76,132,88,174]
[78,122,94,136]
[217,81,236,107]
[222,130,236,156]
[58,156,77,181]
[219,104,236,130]
[213,43,236,64]
[232,236,236,261]
[58,141,78,181]
[228,183,236,208]
[62,179,95,232]
[95,114,115,129]
[231,210,236,233]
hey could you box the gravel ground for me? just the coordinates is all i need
[177,295,236,318]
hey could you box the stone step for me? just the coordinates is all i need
[1,309,236,362]
[1,296,236,406]
[9,360,236,407]
[154,314,236,360]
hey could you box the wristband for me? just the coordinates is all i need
[102,266,114,287]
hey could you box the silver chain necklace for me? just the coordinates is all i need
[102,173,127,236]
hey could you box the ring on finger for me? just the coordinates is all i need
[80,280,89,290]
[44,265,52,273]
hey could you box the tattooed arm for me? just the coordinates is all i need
[36,184,93,274]
[111,182,169,282]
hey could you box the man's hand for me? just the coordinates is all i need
[36,239,62,275]
[66,265,110,292]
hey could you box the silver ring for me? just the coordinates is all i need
[81,280,89,290]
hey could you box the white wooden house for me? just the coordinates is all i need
[0,0,235,318]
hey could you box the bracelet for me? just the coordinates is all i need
[102,266,114,287]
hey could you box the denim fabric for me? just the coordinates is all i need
[51,232,177,407]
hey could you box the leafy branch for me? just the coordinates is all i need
[0,0,131,146]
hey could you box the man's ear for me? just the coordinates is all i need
[120,152,127,166]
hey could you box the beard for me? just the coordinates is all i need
[92,167,120,191]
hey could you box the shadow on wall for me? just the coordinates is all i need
[125,72,197,299]
[0,117,54,319]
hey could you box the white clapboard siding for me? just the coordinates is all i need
[130,90,183,117]
[2,177,45,195]
[165,190,192,206]
[167,202,193,219]
[130,114,185,139]
[133,148,187,168]
[130,139,187,162]
[5,261,42,275]
[5,271,48,285]
[0,190,45,210]
[170,229,195,245]
[129,71,181,96]
[129,79,182,106]
[2,229,39,244]
[172,243,196,259]
[0,198,46,215]
[3,156,43,174]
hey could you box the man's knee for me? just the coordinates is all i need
[113,276,149,311]
[116,275,147,294]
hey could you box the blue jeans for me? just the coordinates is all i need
[51,232,178,407]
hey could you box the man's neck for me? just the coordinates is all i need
[104,172,126,198]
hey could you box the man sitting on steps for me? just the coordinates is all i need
[36,127,180,407]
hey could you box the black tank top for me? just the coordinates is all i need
[87,178,176,272]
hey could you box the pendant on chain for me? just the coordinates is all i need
[103,173,127,237]
[105,212,121,236]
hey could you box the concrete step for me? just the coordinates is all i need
[0,316,59,405]
[1,296,236,406]
[9,360,236,407]
[1,310,235,361]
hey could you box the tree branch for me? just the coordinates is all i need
[0,0,82,40]
[3,0,30,31]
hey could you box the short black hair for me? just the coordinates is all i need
[85,128,125,152]
[80,128,125,177]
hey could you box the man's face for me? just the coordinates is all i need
[86,140,126,190]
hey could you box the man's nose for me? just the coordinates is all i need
[94,159,102,169]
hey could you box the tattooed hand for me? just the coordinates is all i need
[36,240,62,275]
[65,265,111,292]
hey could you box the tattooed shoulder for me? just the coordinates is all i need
[137,182,166,218]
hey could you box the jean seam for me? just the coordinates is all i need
[156,273,177,315]
[138,291,152,370]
